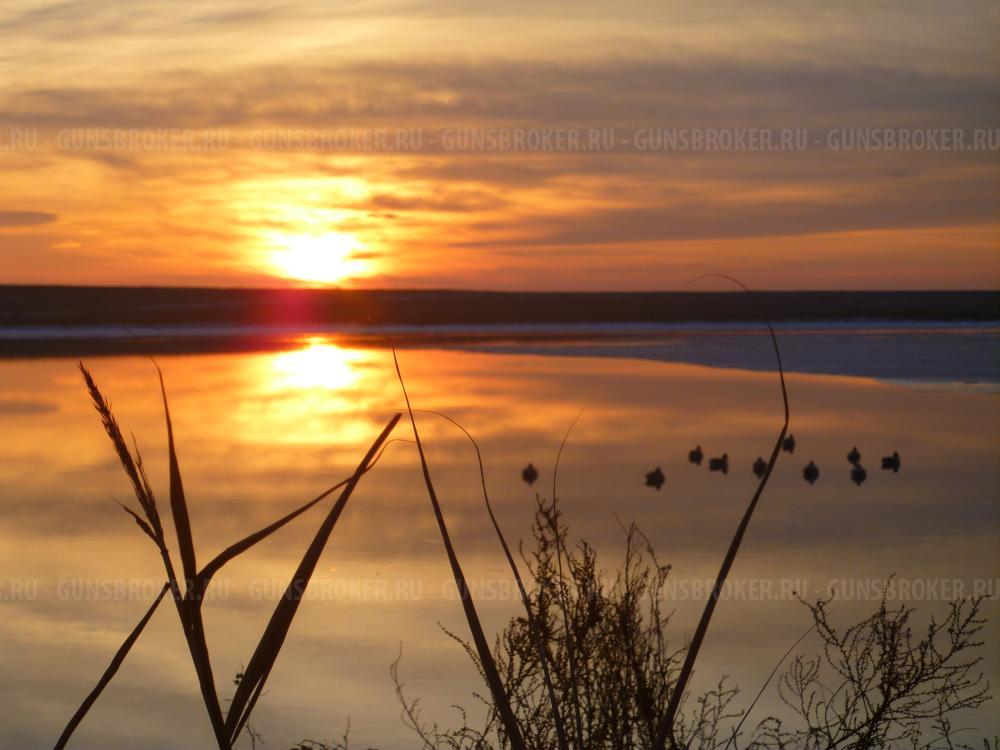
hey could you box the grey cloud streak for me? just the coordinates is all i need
[2,58,996,130]
[462,172,998,245]
[0,210,58,227]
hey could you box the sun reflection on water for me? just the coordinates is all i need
[250,338,391,446]
[270,338,365,390]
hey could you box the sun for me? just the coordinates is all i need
[270,232,368,285]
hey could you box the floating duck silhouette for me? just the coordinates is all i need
[850,464,867,486]
[752,456,767,478]
[803,461,819,484]
[708,454,729,474]
[521,463,539,485]
[782,435,796,454]
[881,452,901,473]
[645,466,665,490]
[847,446,861,465]
[688,445,704,466]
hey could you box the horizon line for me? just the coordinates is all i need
[2,283,999,295]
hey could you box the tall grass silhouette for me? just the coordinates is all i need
[57,363,400,750]
[414,408,570,750]
[653,276,789,750]
[391,347,528,750]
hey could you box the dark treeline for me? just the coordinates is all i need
[2,286,998,328]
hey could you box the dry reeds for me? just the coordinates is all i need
[391,347,528,750]
[57,363,400,749]
[415,409,570,750]
[652,276,789,750]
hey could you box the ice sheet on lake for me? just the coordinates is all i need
[466,324,1000,386]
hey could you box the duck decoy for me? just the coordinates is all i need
[782,434,796,454]
[688,445,704,466]
[803,461,819,484]
[847,446,861,465]
[522,463,539,485]
[881,452,901,473]
[645,466,665,490]
[708,453,729,474]
[752,456,767,479]
[850,464,867,486]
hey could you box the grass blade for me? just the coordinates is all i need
[391,349,528,750]
[182,607,228,748]
[551,410,586,748]
[150,363,228,747]
[194,437,408,593]
[723,620,816,750]
[53,583,170,750]
[116,501,158,545]
[418,409,571,750]
[153,361,197,588]
[224,413,401,744]
[653,275,790,750]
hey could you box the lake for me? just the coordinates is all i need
[1,324,997,748]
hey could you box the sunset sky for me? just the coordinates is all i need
[0,1,997,290]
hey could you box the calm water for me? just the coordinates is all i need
[1,328,998,748]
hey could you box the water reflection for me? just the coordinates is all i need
[270,337,365,391]
[0,342,996,748]
[239,337,390,449]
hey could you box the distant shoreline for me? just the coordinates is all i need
[2,286,998,359]
[2,287,998,330]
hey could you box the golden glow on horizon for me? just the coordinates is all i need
[1,3,997,289]
[229,176,379,286]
